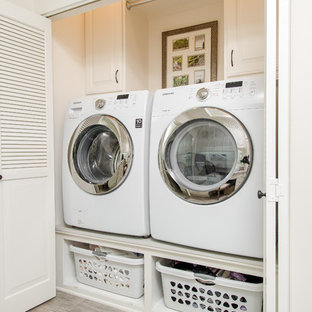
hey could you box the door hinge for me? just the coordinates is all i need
[267,178,283,202]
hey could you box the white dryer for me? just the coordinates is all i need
[63,91,151,236]
[149,76,264,258]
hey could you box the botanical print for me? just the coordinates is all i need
[195,34,205,50]
[172,37,189,51]
[188,54,205,67]
[194,70,205,83]
[172,56,183,71]
[173,75,189,87]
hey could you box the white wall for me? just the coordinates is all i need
[146,0,224,92]
[52,14,86,225]
[289,1,312,310]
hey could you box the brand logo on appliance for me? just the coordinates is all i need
[135,118,143,128]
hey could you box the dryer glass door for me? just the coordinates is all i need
[171,119,237,189]
[68,114,133,194]
[159,107,253,204]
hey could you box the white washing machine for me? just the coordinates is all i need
[149,76,264,258]
[63,91,151,236]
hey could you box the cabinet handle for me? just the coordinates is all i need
[231,49,234,67]
[115,69,119,84]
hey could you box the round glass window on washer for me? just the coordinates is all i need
[74,125,121,184]
[68,114,133,195]
[158,107,253,204]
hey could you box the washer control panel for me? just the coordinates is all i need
[94,93,138,110]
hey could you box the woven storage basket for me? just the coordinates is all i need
[156,260,262,312]
[70,245,144,298]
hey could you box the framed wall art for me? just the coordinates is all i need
[162,21,218,88]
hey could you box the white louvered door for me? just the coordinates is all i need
[0,1,55,311]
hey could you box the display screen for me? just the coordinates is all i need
[225,81,243,88]
[117,94,129,100]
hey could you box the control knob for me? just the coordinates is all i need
[196,88,209,101]
[95,99,105,109]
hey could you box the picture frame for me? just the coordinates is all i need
[194,70,205,84]
[162,21,218,88]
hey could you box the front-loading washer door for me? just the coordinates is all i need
[158,107,253,204]
[68,114,133,195]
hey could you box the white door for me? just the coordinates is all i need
[0,1,55,311]
[264,0,278,311]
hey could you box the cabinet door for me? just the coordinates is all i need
[0,1,55,311]
[85,2,123,94]
[224,0,265,77]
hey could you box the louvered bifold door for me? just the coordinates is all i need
[0,1,55,312]
[0,16,48,178]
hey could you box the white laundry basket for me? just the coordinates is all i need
[70,245,144,298]
[156,260,263,312]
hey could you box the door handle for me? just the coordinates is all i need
[257,190,266,199]
[115,69,119,84]
[231,49,234,67]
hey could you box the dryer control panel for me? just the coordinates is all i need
[152,75,264,117]
[222,80,257,99]
[189,79,258,101]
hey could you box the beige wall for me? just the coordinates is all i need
[147,0,224,92]
[124,2,149,91]
[290,1,312,310]
[52,14,86,225]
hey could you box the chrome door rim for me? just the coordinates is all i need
[158,107,253,204]
[68,114,133,195]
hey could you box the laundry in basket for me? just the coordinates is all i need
[156,260,263,312]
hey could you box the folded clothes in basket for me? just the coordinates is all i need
[171,261,262,283]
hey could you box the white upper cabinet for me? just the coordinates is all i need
[224,0,264,78]
[84,1,149,94]
[85,2,123,94]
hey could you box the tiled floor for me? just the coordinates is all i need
[28,291,123,312]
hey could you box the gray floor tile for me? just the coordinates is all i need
[28,291,123,312]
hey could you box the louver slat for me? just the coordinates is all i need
[0,17,48,172]
[0,45,45,64]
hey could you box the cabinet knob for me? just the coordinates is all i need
[115,69,119,84]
